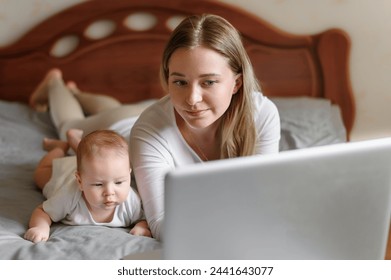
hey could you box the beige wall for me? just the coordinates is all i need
[1,0,390,141]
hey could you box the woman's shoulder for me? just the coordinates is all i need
[252,91,280,128]
[252,91,278,113]
[131,95,174,130]
[139,95,171,117]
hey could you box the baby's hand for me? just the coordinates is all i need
[130,221,152,237]
[24,227,50,243]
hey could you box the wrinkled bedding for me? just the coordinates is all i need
[0,100,161,260]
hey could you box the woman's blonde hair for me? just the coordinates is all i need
[76,130,129,172]
[160,14,259,158]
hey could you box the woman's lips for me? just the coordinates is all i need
[185,109,208,117]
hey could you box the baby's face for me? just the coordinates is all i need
[77,149,131,213]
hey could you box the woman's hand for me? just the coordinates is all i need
[130,220,152,237]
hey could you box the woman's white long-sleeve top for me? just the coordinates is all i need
[129,93,280,240]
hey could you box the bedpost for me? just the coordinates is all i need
[317,29,355,138]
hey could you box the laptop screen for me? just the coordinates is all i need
[163,138,391,259]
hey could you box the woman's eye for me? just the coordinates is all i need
[203,80,217,86]
[173,80,187,86]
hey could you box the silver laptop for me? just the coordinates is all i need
[162,137,391,260]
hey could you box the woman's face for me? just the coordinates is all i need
[168,46,242,130]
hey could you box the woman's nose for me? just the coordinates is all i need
[185,85,202,106]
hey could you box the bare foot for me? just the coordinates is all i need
[66,80,81,94]
[66,128,84,152]
[29,68,63,111]
[42,137,69,153]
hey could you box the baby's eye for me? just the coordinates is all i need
[115,181,124,185]
[92,183,103,187]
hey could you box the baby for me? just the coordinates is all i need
[24,129,151,243]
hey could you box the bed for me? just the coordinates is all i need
[1,0,387,260]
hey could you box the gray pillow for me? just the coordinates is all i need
[270,97,347,151]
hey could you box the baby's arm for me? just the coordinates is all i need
[130,220,152,237]
[24,204,52,243]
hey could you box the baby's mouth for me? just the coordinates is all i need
[104,201,116,206]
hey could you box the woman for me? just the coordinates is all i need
[129,14,280,240]
[30,14,280,241]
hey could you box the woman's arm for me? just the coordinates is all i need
[130,134,171,241]
[129,107,176,241]
[255,97,281,154]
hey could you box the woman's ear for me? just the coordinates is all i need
[233,74,243,94]
[75,171,83,191]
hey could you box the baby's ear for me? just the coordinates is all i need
[75,171,83,191]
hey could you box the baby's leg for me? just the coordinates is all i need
[34,139,69,190]
[67,81,121,115]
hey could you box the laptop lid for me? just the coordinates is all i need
[162,138,391,260]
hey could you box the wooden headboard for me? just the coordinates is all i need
[0,0,354,135]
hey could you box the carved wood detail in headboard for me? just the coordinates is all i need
[0,0,354,135]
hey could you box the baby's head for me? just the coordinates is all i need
[75,130,131,210]
[76,130,129,173]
